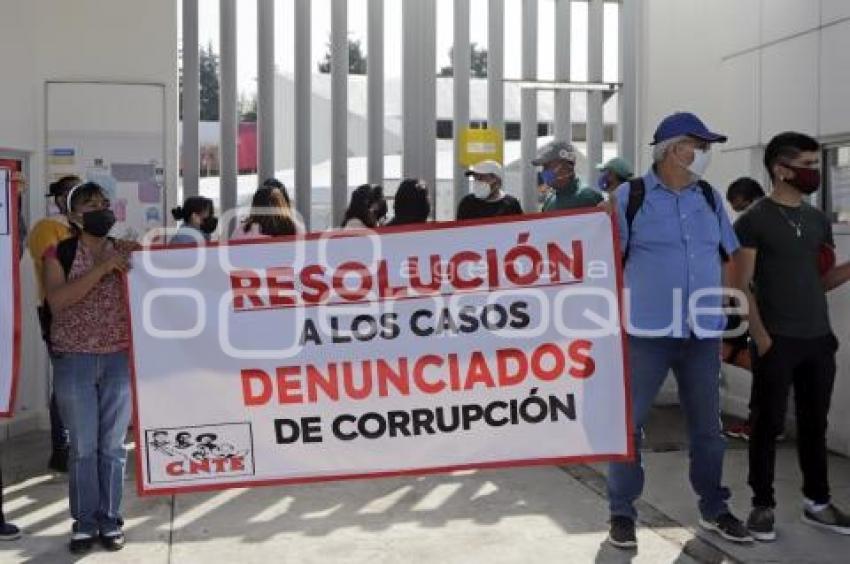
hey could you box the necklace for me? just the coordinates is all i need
[773,203,803,238]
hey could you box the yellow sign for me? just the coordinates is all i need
[458,127,504,167]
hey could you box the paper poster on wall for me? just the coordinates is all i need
[46,82,167,241]
[0,169,21,416]
[46,139,164,240]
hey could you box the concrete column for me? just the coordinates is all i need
[554,0,572,143]
[618,0,638,170]
[295,0,312,230]
[219,0,238,219]
[453,0,471,210]
[367,0,384,186]
[402,0,437,216]
[331,0,348,227]
[181,0,200,199]
[423,0,437,212]
[257,0,276,183]
[402,0,420,180]
[521,0,539,212]
[587,0,605,185]
[487,0,505,139]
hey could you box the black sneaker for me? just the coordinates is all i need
[802,504,850,535]
[699,512,754,543]
[0,522,21,541]
[746,506,776,542]
[69,532,95,554]
[608,516,637,549]
[48,449,69,473]
[100,530,126,551]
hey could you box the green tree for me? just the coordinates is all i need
[199,41,220,121]
[318,36,368,75]
[439,43,488,78]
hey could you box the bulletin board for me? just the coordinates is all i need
[45,81,167,240]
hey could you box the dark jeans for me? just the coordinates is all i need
[748,333,838,508]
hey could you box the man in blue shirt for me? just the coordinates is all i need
[606,112,751,549]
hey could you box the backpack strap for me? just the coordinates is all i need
[623,178,729,264]
[697,180,716,211]
[697,180,730,263]
[56,237,79,280]
[623,177,646,263]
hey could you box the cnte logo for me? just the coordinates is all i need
[165,455,247,477]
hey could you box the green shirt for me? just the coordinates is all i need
[542,178,604,211]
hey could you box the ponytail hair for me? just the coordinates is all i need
[172,196,214,223]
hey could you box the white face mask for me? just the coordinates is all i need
[687,148,712,178]
[472,180,492,200]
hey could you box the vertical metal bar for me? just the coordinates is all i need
[367,0,385,186]
[554,0,572,143]
[587,0,605,185]
[331,0,348,227]
[402,0,436,215]
[182,0,200,199]
[220,0,238,220]
[487,0,505,140]
[618,0,638,170]
[454,0,471,210]
[401,0,418,182]
[257,0,276,183]
[422,0,437,214]
[295,0,312,230]
[521,0,538,212]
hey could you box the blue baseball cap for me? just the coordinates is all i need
[650,112,728,145]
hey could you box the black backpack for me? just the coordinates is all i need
[37,237,112,350]
[623,177,729,264]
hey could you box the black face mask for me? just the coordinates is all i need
[200,216,219,235]
[81,209,116,238]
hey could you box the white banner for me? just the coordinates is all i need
[0,169,20,416]
[127,210,632,495]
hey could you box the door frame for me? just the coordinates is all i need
[0,150,31,228]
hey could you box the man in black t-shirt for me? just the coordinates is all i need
[734,132,850,541]
[456,160,523,221]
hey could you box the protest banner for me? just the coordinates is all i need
[126,209,632,495]
[0,168,21,417]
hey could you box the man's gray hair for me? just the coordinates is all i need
[652,135,688,163]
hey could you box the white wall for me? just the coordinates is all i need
[638,0,850,455]
[0,0,179,438]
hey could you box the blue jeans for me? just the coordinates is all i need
[53,351,131,536]
[607,336,730,520]
[49,392,69,452]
